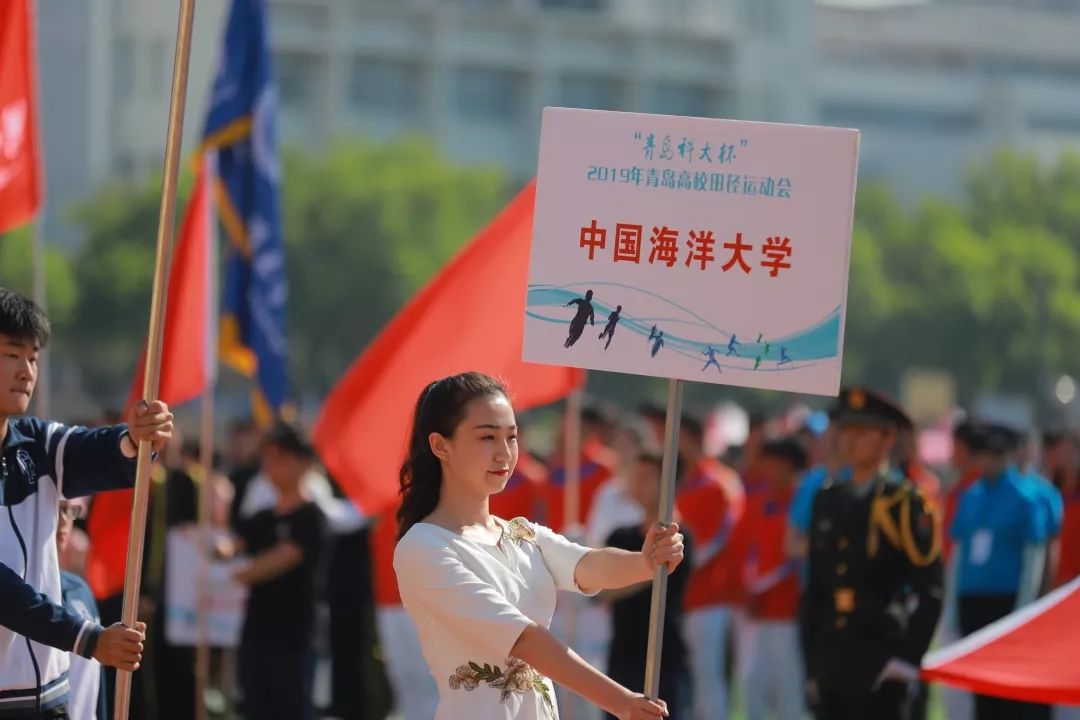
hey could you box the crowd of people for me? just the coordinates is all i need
[3,283,1080,720]
[374,382,1080,720]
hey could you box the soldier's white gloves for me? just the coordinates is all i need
[872,658,920,690]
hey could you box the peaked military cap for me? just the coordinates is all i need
[829,387,913,431]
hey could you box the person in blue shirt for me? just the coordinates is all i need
[1017,442,1065,720]
[946,422,1048,720]
[0,287,173,719]
[1016,438,1065,597]
[785,419,840,564]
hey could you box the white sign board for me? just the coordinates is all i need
[523,108,860,396]
[165,528,248,648]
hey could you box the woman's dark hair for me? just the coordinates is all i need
[397,372,510,539]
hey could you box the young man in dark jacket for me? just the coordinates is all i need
[0,288,173,719]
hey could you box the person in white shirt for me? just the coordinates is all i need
[393,372,684,720]
[585,420,654,550]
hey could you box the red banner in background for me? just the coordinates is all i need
[315,182,583,517]
[0,0,44,234]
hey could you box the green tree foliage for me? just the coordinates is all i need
[281,138,506,395]
[0,227,78,330]
[842,149,1080,410]
[67,178,180,391]
[64,137,506,400]
[52,141,1080,415]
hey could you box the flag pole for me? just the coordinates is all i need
[643,378,683,701]
[114,0,199,716]
[194,381,215,720]
[195,155,219,720]
[30,216,49,417]
[563,386,583,541]
[560,383,584,720]
[29,0,48,418]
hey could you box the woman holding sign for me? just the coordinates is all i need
[393,372,684,719]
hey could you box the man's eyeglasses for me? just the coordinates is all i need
[58,502,85,521]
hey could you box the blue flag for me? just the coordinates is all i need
[202,0,288,418]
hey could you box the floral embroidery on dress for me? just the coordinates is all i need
[504,517,537,546]
[449,658,554,714]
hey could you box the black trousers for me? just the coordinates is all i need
[815,680,910,720]
[152,603,195,720]
[906,681,929,720]
[327,527,373,718]
[958,594,1035,720]
[239,644,315,720]
[328,599,366,717]
[26,706,68,720]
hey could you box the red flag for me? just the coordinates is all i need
[314,182,583,515]
[84,489,133,599]
[0,0,43,234]
[922,576,1080,704]
[85,158,217,599]
[124,157,217,410]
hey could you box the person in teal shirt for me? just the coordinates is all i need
[786,418,841,578]
[1018,438,1064,597]
[947,422,1048,720]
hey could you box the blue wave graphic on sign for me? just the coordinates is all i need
[526,282,840,372]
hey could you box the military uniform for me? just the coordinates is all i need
[799,388,944,720]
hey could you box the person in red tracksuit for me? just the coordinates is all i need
[542,405,617,536]
[675,414,745,720]
[1049,431,1080,588]
[731,437,807,720]
[1055,479,1080,588]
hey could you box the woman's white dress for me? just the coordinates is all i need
[394,516,598,719]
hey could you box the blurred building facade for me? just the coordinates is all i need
[35,0,1080,244]
[818,1,1080,200]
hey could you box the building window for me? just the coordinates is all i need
[980,54,1080,82]
[560,74,622,111]
[113,37,135,101]
[455,67,523,122]
[350,58,421,114]
[275,1,326,33]
[275,52,319,107]
[1029,113,1080,134]
[650,84,718,118]
[541,0,604,9]
[149,38,168,97]
[114,152,137,182]
[820,101,981,132]
[747,0,782,35]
